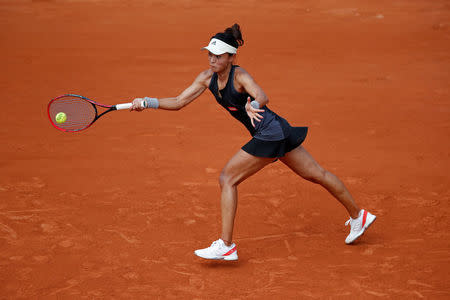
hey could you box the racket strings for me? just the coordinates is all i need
[49,96,97,131]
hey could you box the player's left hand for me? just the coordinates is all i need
[245,97,264,127]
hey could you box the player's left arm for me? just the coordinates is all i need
[235,67,269,107]
[235,67,267,127]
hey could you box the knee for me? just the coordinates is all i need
[304,168,327,184]
[219,170,237,188]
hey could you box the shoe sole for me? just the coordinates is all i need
[194,252,238,261]
[345,215,376,244]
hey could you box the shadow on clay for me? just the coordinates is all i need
[197,259,244,269]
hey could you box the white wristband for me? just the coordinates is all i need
[144,97,159,109]
[250,100,260,109]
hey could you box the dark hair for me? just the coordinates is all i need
[212,23,244,49]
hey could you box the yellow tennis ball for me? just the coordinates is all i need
[55,112,67,124]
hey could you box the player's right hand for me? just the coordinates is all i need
[130,98,146,111]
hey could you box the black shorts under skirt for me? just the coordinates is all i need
[242,126,308,158]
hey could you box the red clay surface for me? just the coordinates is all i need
[1,0,449,298]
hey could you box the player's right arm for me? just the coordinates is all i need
[131,70,212,111]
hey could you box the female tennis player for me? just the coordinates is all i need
[131,24,376,261]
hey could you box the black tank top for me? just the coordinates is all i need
[208,65,291,141]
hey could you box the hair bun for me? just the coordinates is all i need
[224,23,244,47]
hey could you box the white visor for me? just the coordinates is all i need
[202,38,237,55]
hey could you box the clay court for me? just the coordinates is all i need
[1,0,449,298]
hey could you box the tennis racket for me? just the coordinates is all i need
[47,94,146,132]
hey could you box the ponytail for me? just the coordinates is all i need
[210,23,244,50]
[224,24,244,47]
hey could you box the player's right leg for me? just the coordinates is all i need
[194,149,273,260]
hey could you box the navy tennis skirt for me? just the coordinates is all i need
[242,126,308,158]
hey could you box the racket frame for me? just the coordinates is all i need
[47,94,132,133]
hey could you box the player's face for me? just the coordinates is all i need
[208,52,234,73]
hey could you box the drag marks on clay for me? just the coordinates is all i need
[4,0,450,297]
[0,208,64,214]
[322,7,387,22]
[397,238,425,244]
[122,271,139,280]
[244,240,374,297]
[324,7,359,17]
[341,243,450,298]
[0,179,81,256]
[166,264,196,277]
[392,187,449,211]
[236,231,314,243]
[0,222,18,240]
[190,239,333,297]
[32,255,49,263]
[0,176,380,297]
[57,239,75,248]
[355,193,389,210]
[343,176,367,185]
[205,167,218,174]
[283,239,293,254]
[361,245,376,256]
[167,268,195,277]
[397,195,441,208]
[408,279,433,289]
[0,177,46,208]
[15,267,33,281]
[40,222,57,233]
[349,279,389,297]
[104,229,140,244]
[48,279,80,296]
[365,290,389,297]
[412,290,425,299]
[0,195,101,297]
[184,219,196,225]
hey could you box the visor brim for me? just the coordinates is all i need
[202,46,227,55]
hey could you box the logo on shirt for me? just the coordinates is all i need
[228,106,238,111]
[211,41,216,45]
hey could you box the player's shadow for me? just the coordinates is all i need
[197,259,244,269]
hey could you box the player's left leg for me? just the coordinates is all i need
[280,145,360,218]
[279,145,376,243]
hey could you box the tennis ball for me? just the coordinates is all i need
[55,112,67,124]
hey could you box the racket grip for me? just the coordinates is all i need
[115,101,146,110]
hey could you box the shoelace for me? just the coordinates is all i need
[345,218,362,231]
[209,240,230,255]
[210,240,223,249]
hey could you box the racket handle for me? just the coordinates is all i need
[115,101,147,110]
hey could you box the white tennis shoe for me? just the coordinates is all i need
[345,209,376,244]
[194,239,238,261]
